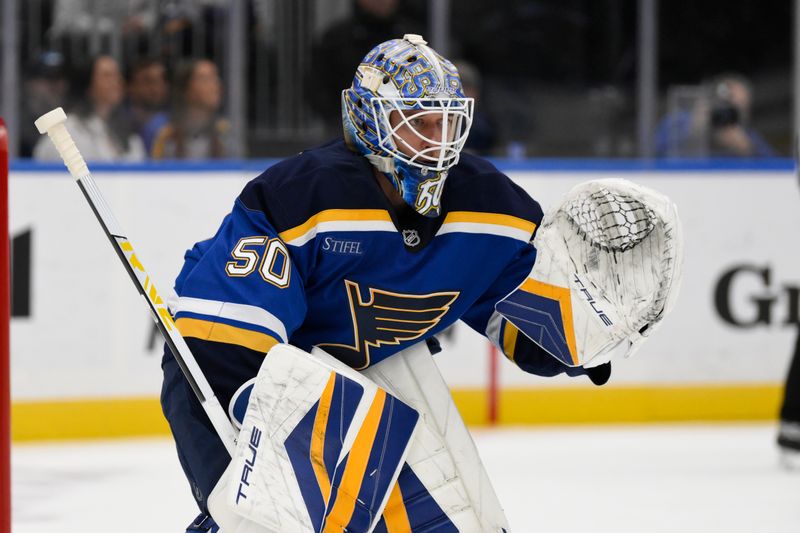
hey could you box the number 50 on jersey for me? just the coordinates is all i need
[225,236,291,289]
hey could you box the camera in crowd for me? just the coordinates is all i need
[710,101,740,128]
[708,76,748,129]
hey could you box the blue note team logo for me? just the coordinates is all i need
[319,280,459,369]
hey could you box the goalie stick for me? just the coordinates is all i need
[34,108,237,455]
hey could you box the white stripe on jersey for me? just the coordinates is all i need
[285,220,397,247]
[175,296,288,343]
[437,222,532,242]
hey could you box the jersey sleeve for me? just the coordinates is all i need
[460,241,605,381]
[169,196,308,405]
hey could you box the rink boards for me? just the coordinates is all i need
[8,161,800,439]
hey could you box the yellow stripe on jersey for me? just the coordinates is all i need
[279,209,393,243]
[175,317,279,353]
[323,389,387,532]
[442,211,537,234]
[519,278,579,365]
[382,482,412,533]
[502,320,520,361]
[311,372,337,504]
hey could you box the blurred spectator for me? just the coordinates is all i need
[51,0,157,36]
[159,0,229,57]
[309,0,423,135]
[151,58,232,159]
[49,0,230,67]
[20,51,70,158]
[454,60,496,156]
[655,73,776,158]
[49,0,158,60]
[33,54,146,162]
[706,74,776,157]
[158,0,228,60]
[125,57,170,154]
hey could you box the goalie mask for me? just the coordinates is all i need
[342,34,474,217]
[496,179,684,368]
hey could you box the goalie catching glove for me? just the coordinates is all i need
[496,178,683,369]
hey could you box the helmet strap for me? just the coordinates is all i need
[365,153,394,173]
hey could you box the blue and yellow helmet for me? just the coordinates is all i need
[342,34,474,217]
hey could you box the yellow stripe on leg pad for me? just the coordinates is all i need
[323,390,387,531]
[382,482,412,532]
[311,372,336,503]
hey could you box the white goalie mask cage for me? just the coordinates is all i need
[371,97,474,171]
[497,179,684,368]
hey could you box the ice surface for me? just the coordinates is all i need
[11,423,800,532]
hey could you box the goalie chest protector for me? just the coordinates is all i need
[172,139,542,372]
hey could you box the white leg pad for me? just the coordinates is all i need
[364,342,510,532]
[208,344,419,532]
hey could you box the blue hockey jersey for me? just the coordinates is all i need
[168,139,592,408]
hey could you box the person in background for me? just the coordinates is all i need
[125,57,170,155]
[705,74,775,157]
[20,51,70,158]
[454,60,496,155]
[48,0,158,65]
[151,58,232,159]
[309,0,422,135]
[33,54,146,162]
[157,0,229,62]
[654,73,776,158]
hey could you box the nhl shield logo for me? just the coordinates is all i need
[402,229,421,247]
